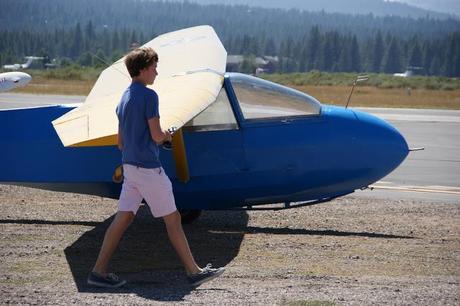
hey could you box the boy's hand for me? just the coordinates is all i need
[163,130,172,143]
[162,127,177,150]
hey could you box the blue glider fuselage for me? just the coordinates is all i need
[0,73,408,209]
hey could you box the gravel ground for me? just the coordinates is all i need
[0,184,459,305]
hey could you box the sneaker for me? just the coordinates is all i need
[187,264,225,287]
[87,271,127,288]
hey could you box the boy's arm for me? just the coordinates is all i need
[148,117,172,144]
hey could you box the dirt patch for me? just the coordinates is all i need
[0,184,459,305]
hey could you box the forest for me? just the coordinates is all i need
[172,0,455,19]
[1,0,459,76]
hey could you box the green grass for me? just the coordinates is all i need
[261,71,460,91]
[25,66,104,81]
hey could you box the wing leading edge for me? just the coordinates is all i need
[52,25,227,147]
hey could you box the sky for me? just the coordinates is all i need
[388,0,460,15]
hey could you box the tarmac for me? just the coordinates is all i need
[355,107,460,203]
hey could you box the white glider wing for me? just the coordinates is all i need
[52,25,226,147]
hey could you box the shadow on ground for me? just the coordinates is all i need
[62,205,414,301]
[64,206,248,301]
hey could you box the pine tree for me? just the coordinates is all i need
[382,38,402,73]
[71,23,83,59]
[443,32,460,77]
[319,32,334,71]
[264,38,277,56]
[409,40,423,69]
[422,41,433,75]
[283,37,297,72]
[371,30,384,72]
[78,52,92,66]
[84,20,95,51]
[102,28,111,56]
[112,31,120,51]
[241,35,252,55]
[298,45,308,72]
[129,30,138,46]
[453,33,460,77]
[350,35,361,72]
[337,37,351,72]
[330,31,341,72]
[306,26,321,71]
[429,55,441,75]
[85,21,95,41]
[139,32,145,45]
[120,28,129,52]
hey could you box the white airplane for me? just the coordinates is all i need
[393,66,422,78]
[393,70,414,78]
[3,56,44,70]
[0,72,32,92]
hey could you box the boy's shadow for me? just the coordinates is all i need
[65,205,248,301]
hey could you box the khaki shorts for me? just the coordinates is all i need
[118,164,177,218]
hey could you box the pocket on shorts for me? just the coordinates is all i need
[158,168,173,190]
[122,164,134,180]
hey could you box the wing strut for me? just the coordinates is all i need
[171,128,190,183]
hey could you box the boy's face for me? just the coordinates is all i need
[140,62,158,85]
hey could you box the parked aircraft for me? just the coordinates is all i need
[393,66,422,78]
[0,26,409,223]
[3,56,42,70]
[0,72,32,92]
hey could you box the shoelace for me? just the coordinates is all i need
[107,273,119,281]
[202,263,214,272]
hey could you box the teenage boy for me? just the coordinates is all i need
[87,47,225,288]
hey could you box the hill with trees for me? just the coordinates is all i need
[170,0,456,19]
[1,0,459,76]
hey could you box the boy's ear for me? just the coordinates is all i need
[138,68,147,77]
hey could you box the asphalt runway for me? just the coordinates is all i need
[1,93,459,203]
[355,107,460,203]
[0,92,84,109]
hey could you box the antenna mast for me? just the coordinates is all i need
[346,75,369,109]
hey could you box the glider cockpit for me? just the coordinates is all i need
[229,73,321,121]
[185,72,322,133]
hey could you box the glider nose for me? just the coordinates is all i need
[20,72,32,85]
[352,109,409,177]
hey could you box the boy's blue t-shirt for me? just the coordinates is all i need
[116,81,161,168]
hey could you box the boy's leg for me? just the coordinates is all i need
[163,211,225,286]
[142,167,225,284]
[162,210,201,275]
[92,211,135,276]
[140,168,200,274]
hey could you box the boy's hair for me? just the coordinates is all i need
[124,47,159,77]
